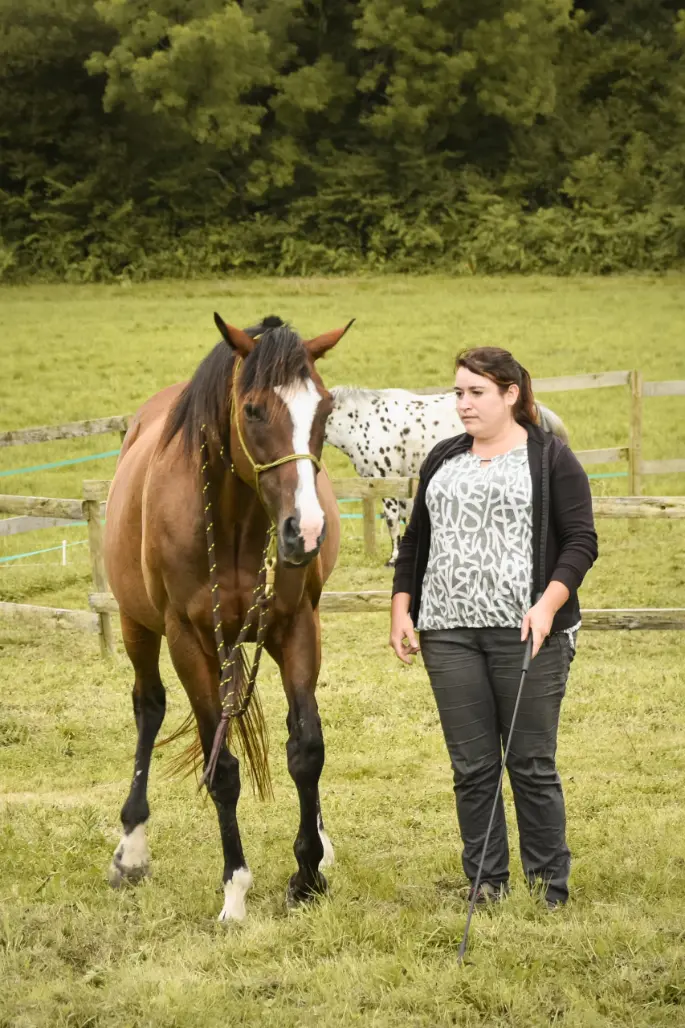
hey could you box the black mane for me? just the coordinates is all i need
[163,315,310,458]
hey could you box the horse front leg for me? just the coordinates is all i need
[383,498,401,567]
[166,616,251,922]
[316,790,335,869]
[109,615,166,888]
[272,606,330,907]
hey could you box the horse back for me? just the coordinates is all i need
[106,384,187,633]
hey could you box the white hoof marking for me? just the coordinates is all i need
[319,829,335,869]
[109,823,151,885]
[219,867,253,922]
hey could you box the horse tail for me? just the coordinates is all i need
[157,713,203,781]
[201,643,273,800]
[156,649,272,800]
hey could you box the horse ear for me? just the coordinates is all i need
[304,319,355,360]
[214,312,255,357]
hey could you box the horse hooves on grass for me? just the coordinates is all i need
[285,871,328,911]
[107,857,150,890]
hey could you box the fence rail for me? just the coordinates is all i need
[0,415,131,448]
[1,362,684,654]
[2,369,684,497]
[413,369,685,498]
[84,589,685,630]
[1,479,683,652]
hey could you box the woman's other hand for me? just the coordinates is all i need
[390,593,420,664]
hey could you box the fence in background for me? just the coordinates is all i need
[2,479,683,657]
[1,368,684,651]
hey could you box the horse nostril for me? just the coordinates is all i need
[282,516,300,545]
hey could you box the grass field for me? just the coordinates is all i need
[1,276,685,1027]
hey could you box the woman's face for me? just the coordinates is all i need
[454,366,518,437]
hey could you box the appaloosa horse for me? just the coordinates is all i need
[325,387,568,565]
[104,313,352,920]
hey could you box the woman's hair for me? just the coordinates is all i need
[455,347,537,426]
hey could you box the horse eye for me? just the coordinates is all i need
[244,403,264,422]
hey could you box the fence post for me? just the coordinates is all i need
[362,497,376,557]
[629,369,643,496]
[83,482,115,657]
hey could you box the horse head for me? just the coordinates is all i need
[214,312,354,567]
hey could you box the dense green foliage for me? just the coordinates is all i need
[2,1,685,279]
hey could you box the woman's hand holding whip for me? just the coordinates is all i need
[521,581,570,659]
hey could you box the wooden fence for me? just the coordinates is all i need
[418,368,685,500]
[0,485,111,655]
[4,368,683,559]
[2,479,684,656]
[1,366,684,651]
[0,415,131,448]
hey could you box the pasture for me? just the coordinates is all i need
[1,276,685,1027]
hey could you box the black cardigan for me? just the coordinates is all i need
[391,423,598,633]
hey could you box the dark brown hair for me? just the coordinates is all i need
[455,346,537,426]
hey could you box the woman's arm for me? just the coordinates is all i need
[390,467,428,663]
[522,444,598,658]
[391,472,426,597]
[549,444,598,592]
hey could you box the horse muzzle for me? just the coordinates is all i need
[279,515,327,567]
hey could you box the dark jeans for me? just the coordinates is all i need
[421,627,573,904]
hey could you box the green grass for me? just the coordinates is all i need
[1,276,685,1026]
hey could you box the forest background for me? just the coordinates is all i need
[3,0,685,282]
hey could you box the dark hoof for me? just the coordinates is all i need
[285,871,328,910]
[385,558,397,568]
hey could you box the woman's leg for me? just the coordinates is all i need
[421,629,509,891]
[484,629,572,905]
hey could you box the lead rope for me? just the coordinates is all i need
[199,426,277,788]
[198,357,322,790]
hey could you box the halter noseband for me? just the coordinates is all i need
[231,356,322,510]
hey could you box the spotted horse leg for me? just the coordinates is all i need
[383,498,402,567]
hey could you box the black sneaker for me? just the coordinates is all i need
[468,881,509,905]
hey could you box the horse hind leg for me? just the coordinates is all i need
[109,615,166,888]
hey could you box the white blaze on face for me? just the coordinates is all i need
[274,380,325,552]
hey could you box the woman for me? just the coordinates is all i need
[390,347,598,908]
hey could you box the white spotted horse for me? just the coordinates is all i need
[325,387,568,566]
[105,313,352,920]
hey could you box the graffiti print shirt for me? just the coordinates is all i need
[417,446,533,631]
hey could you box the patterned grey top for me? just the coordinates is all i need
[417,446,533,631]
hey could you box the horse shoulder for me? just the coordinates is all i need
[120,382,188,460]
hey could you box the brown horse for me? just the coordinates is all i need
[104,313,352,920]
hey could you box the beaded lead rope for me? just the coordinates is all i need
[199,426,277,785]
[199,357,321,785]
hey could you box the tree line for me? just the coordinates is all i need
[1,0,684,281]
